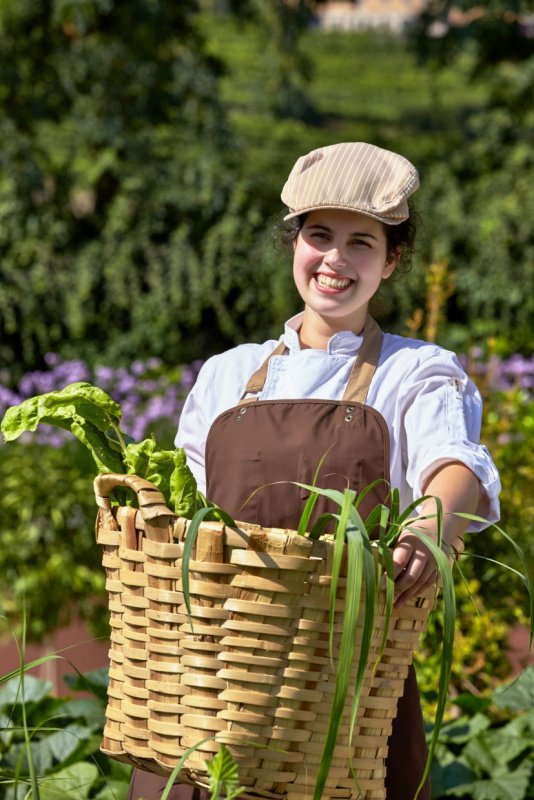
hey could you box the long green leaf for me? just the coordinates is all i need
[160,737,214,800]
[347,526,377,754]
[353,478,389,510]
[297,446,336,536]
[308,512,336,541]
[182,506,235,627]
[374,523,396,672]
[313,520,363,800]
[329,490,357,660]
[18,609,41,800]
[404,527,456,799]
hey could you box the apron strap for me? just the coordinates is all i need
[241,340,287,399]
[240,316,383,404]
[342,315,383,403]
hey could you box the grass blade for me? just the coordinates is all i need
[313,520,363,800]
[182,505,235,626]
[404,527,456,799]
[329,490,357,660]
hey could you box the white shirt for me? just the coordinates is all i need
[176,314,501,531]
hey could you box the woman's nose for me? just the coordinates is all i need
[324,247,346,269]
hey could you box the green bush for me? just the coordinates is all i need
[0,668,131,800]
[429,667,534,800]
[0,442,107,642]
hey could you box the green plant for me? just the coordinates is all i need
[429,667,534,800]
[1,383,200,517]
[0,441,106,641]
[0,656,131,800]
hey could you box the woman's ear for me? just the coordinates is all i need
[383,248,401,279]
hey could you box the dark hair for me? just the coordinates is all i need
[279,208,418,274]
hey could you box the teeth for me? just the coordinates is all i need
[317,274,351,289]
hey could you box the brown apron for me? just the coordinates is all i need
[127,317,430,800]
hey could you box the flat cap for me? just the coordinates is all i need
[281,142,419,225]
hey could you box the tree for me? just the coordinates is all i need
[401,0,534,354]
[0,0,306,376]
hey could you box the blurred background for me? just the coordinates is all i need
[0,2,533,798]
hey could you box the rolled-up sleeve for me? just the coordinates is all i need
[400,353,501,530]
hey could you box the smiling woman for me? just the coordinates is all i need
[125,142,502,800]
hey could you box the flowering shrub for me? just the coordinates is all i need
[0,356,204,448]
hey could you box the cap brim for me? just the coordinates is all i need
[283,204,406,225]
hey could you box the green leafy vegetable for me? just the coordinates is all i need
[1,382,201,518]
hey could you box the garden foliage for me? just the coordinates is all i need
[0,1,532,377]
[1,664,532,800]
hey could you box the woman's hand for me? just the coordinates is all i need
[391,531,438,608]
[390,461,483,608]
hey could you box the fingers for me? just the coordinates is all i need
[389,533,438,609]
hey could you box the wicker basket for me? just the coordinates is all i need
[94,473,435,800]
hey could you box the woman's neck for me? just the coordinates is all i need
[298,307,367,350]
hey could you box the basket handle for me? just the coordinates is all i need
[94,472,174,521]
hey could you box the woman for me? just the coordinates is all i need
[128,142,500,799]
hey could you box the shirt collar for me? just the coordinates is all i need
[282,312,365,355]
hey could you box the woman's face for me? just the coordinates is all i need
[293,208,399,339]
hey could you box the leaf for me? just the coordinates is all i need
[93,779,131,800]
[46,724,95,763]
[0,675,53,706]
[133,446,198,517]
[168,448,198,518]
[463,728,534,773]
[313,499,369,800]
[1,383,121,442]
[430,758,475,797]
[444,764,532,800]
[29,737,55,775]
[407,525,457,795]
[123,437,157,478]
[63,667,109,703]
[70,420,125,474]
[493,666,534,712]
[57,698,106,727]
[38,762,99,800]
[1,382,126,474]
[433,713,491,745]
[182,505,236,623]
[452,693,492,716]
[206,744,245,799]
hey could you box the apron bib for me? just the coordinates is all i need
[128,317,430,800]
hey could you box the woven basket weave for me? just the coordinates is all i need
[94,473,435,800]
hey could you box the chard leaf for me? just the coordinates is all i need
[70,420,125,474]
[169,448,198,518]
[143,447,198,517]
[124,437,157,478]
[1,382,121,442]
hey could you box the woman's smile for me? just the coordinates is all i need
[315,272,354,291]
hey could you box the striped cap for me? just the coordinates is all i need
[281,142,419,225]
